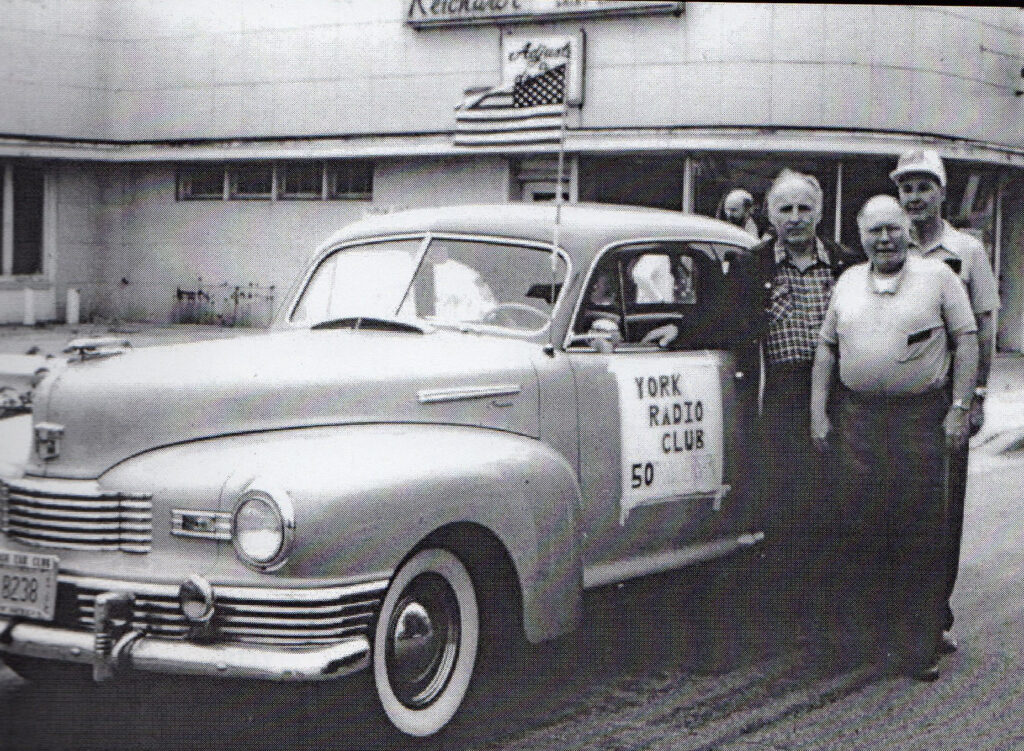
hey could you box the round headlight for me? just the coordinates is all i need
[231,486,294,570]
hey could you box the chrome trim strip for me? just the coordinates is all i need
[582,532,765,589]
[170,509,232,541]
[61,574,390,603]
[2,476,152,501]
[0,617,370,682]
[417,383,523,404]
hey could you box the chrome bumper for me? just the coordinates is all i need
[0,616,370,682]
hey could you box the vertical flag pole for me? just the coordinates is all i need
[548,100,569,355]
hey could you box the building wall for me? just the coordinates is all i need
[0,0,109,138]
[52,164,114,319]
[86,156,508,323]
[0,4,1019,148]
[101,3,1024,148]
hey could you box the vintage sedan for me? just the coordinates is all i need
[0,203,763,737]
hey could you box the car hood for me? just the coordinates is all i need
[28,329,541,478]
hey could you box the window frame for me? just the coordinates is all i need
[278,161,326,200]
[175,161,374,202]
[285,231,571,338]
[176,164,227,201]
[228,163,274,200]
[327,161,374,201]
[565,237,746,352]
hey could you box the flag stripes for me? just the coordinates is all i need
[454,64,568,147]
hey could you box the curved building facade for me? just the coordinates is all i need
[0,2,1021,347]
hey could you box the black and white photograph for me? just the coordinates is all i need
[0,2,1022,749]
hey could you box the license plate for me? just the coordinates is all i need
[0,549,58,621]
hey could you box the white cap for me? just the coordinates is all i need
[890,148,946,188]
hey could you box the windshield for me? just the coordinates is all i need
[291,236,567,333]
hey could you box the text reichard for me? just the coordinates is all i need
[407,0,683,28]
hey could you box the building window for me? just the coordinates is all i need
[229,164,273,199]
[12,165,44,275]
[280,162,325,199]
[579,155,686,211]
[328,161,373,200]
[176,161,373,201]
[1,163,45,276]
[177,165,226,200]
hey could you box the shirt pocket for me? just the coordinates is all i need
[769,282,794,323]
[898,325,943,362]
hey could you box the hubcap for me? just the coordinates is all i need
[385,572,461,709]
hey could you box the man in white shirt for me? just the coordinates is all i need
[811,196,977,681]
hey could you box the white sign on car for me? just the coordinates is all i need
[609,354,725,523]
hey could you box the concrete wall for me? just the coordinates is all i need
[52,164,114,320]
[0,4,1020,148]
[0,0,109,138]
[88,156,508,322]
[101,3,1024,148]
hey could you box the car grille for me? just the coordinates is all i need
[0,479,153,554]
[65,578,386,647]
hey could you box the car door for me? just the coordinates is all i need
[567,241,758,589]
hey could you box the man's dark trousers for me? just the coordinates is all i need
[944,444,968,631]
[760,361,833,613]
[833,386,948,670]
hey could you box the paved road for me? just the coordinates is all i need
[2,438,1022,750]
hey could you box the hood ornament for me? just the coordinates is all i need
[63,337,132,362]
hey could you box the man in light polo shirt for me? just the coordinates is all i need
[891,148,1000,654]
[810,196,978,681]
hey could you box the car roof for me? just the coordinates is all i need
[319,203,757,262]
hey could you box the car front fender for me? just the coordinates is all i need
[107,423,583,644]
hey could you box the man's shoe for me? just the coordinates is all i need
[938,631,958,655]
[912,660,940,682]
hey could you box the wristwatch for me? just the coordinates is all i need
[951,399,971,412]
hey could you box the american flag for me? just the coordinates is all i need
[454,63,567,147]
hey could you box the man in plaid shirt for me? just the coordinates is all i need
[734,169,863,617]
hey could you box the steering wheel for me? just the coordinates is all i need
[622,312,686,326]
[483,302,550,328]
[623,312,686,347]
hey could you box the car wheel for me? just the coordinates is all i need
[373,547,479,738]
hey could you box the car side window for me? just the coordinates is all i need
[398,238,567,332]
[572,242,744,351]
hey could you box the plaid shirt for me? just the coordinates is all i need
[765,239,835,366]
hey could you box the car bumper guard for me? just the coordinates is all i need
[0,610,370,683]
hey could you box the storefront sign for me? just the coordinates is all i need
[501,30,584,105]
[408,1,682,29]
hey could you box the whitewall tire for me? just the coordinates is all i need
[373,548,479,737]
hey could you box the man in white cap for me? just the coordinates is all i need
[722,188,759,237]
[890,148,1000,656]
